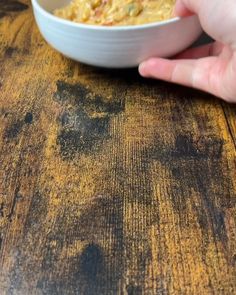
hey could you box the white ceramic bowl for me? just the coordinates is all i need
[31,0,202,68]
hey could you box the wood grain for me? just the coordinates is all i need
[0,1,236,294]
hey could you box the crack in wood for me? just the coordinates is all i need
[221,103,236,150]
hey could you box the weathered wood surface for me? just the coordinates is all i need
[0,1,236,294]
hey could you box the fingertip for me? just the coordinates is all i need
[139,59,160,78]
[139,58,172,80]
[174,0,194,17]
[139,61,151,77]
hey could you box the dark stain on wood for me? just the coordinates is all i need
[232,254,236,267]
[78,244,104,280]
[54,80,125,114]
[72,196,124,294]
[24,112,33,124]
[77,243,106,295]
[126,284,142,295]
[0,0,28,18]
[0,202,4,218]
[4,47,19,58]
[147,133,231,245]
[54,80,89,104]
[171,134,223,159]
[4,120,24,140]
[170,136,228,243]
[57,109,109,159]
[3,112,33,140]
[31,195,124,294]
[55,81,125,159]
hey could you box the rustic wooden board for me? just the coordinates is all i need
[0,1,236,294]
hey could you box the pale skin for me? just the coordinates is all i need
[139,0,236,103]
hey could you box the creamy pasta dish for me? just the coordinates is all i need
[54,0,175,26]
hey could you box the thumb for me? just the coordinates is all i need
[174,0,236,49]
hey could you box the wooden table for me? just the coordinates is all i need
[0,1,236,294]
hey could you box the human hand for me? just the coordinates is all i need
[139,0,236,102]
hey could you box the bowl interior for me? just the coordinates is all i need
[37,0,70,12]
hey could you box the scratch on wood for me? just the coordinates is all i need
[7,187,22,222]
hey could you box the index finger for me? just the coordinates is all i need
[139,57,221,98]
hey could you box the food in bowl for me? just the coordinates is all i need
[54,0,175,26]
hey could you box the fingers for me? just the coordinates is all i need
[174,42,224,59]
[139,57,219,96]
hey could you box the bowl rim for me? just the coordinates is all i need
[31,0,183,31]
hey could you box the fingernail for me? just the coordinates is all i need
[139,62,147,77]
